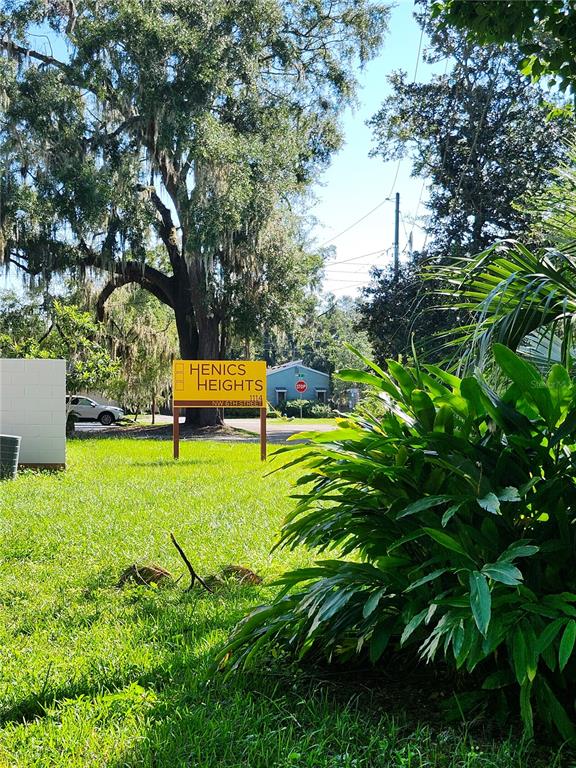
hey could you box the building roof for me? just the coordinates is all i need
[267,360,330,379]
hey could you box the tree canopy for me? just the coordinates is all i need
[432,0,576,95]
[368,31,572,260]
[0,0,388,424]
[428,143,576,371]
[0,292,119,393]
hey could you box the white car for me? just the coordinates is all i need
[67,396,124,426]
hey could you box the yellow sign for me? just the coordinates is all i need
[172,360,266,407]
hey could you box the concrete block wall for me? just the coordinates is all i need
[0,359,66,467]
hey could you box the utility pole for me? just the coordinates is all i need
[393,191,400,280]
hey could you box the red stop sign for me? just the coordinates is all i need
[295,379,307,393]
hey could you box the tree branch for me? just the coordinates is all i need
[170,532,212,593]
[0,38,69,71]
[7,256,34,274]
[77,237,175,313]
[37,323,55,346]
[95,263,176,320]
[137,185,182,272]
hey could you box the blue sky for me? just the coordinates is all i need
[315,0,446,297]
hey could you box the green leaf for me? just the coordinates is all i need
[336,369,401,400]
[362,588,386,619]
[493,344,554,424]
[386,359,416,398]
[477,492,500,514]
[549,407,576,448]
[482,562,523,586]
[460,377,487,416]
[369,625,391,663]
[441,503,462,527]
[308,591,353,635]
[558,619,576,671]
[497,486,521,502]
[536,678,576,742]
[547,364,571,408]
[411,389,436,430]
[343,343,387,378]
[423,528,471,558]
[396,495,453,519]
[469,571,491,636]
[493,344,541,387]
[406,568,449,592]
[536,618,564,654]
[400,608,428,645]
[520,680,534,739]
[388,530,427,552]
[433,404,455,434]
[497,541,539,562]
[287,428,361,443]
[423,364,461,389]
[512,626,528,684]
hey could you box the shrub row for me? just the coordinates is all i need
[280,400,334,418]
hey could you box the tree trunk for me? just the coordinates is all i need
[173,282,223,428]
[191,314,223,427]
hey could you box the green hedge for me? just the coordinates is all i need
[281,400,334,418]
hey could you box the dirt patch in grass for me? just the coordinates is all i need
[71,423,244,441]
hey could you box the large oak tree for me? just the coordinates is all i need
[0,0,388,424]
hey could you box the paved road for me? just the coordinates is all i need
[225,418,335,443]
[75,417,336,443]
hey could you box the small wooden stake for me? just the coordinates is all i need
[173,405,180,460]
[260,407,267,461]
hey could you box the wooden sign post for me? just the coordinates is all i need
[172,360,267,461]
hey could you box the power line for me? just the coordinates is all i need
[412,19,425,83]
[323,247,389,268]
[399,210,410,240]
[385,162,402,201]
[329,283,370,293]
[318,200,391,248]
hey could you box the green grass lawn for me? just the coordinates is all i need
[0,440,568,767]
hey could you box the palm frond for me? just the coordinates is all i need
[428,241,576,370]
[517,325,576,373]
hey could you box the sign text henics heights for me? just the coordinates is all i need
[172,359,267,460]
[173,360,266,407]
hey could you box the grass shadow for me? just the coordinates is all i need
[97,581,564,767]
[0,586,253,728]
[105,651,557,768]
[2,569,564,767]
[0,669,147,726]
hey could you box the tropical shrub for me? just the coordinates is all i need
[307,403,335,418]
[220,345,576,742]
[282,400,334,418]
